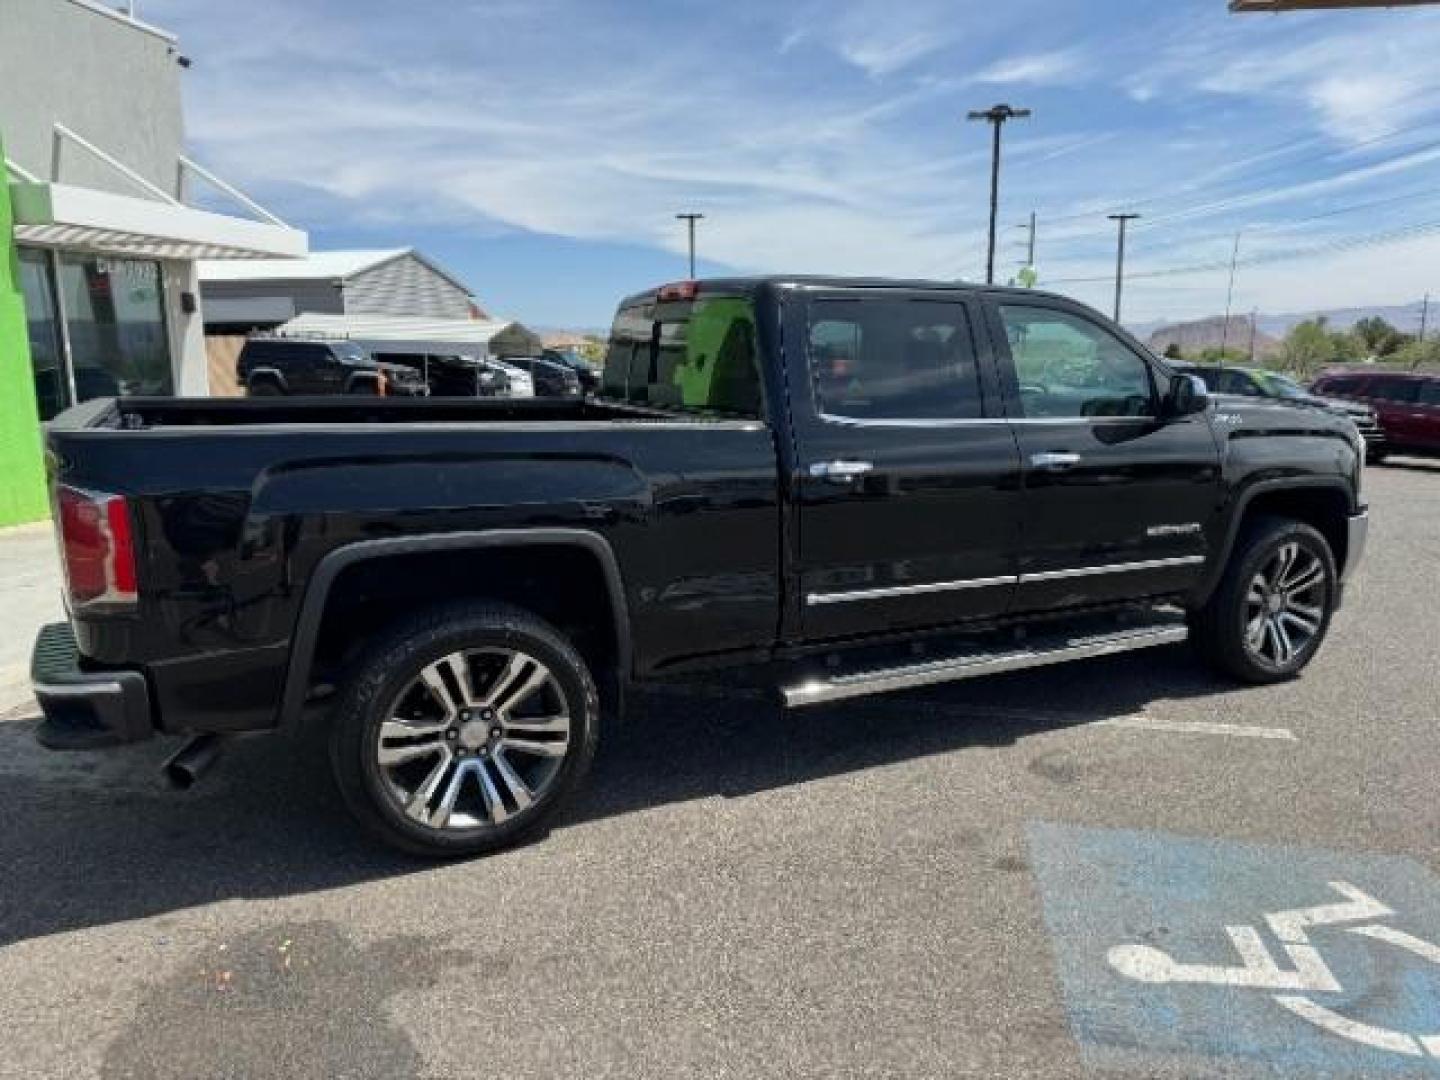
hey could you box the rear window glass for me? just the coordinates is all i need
[808,298,983,421]
[602,296,763,418]
[1318,376,1363,395]
[1420,380,1440,406]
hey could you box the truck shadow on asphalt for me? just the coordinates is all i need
[0,645,1239,948]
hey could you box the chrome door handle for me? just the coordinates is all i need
[1030,451,1081,471]
[808,460,874,483]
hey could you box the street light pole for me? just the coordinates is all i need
[1108,213,1140,323]
[967,104,1031,285]
[675,213,704,279]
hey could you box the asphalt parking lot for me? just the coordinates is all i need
[0,461,1436,1080]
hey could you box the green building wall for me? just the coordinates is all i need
[0,138,49,526]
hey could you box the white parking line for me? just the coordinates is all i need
[945,703,1299,742]
[1095,716,1298,742]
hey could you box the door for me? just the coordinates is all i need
[1415,379,1440,450]
[1370,376,1432,451]
[986,300,1222,612]
[788,289,1023,641]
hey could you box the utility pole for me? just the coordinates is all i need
[967,104,1031,285]
[1219,231,1243,365]
[675,213,704,279]
[1021,211,1037,267]
[1108,213,1140,323]
[1248,308,1259,364]
[1415,292,1431,371]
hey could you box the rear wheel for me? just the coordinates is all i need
[247,378,284,396]
[329,602,599,857]
[1190,516,1337,683]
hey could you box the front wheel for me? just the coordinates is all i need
[1189,517,1337,684]
[330,602,599,857]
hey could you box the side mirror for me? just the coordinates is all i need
[1165,373,1209,418]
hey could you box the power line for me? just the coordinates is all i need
[1032,121,1440,243]
[1042,216,1440,285]
[1121,186,1440,260]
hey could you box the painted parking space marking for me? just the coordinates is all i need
[1029,823,1440,1077]
[942,704,1299,742]
[1094,716,1297,741]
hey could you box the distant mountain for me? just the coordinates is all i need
[1257,301,1431,338]
[535,326,608,341]
[1131,299,1434,351]
[1146,315,1280,359]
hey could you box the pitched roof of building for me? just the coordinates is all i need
[199,248,473,296]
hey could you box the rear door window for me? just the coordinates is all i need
[1419,380,1440,407]
[602,295,763,418]
[1372,378,1421,404]
[807,297,983,421]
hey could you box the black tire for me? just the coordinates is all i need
[1367,449,1388,466]
[247,378,284,396]
[1190,516,1338,684]
[329,601,599,858]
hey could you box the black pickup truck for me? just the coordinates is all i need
[33,277,1368,856]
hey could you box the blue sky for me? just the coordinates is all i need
[148,0,1440,330]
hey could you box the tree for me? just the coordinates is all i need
[1390,337,1440,370]
[1329,330,1364,363]
[1281,319,1336,375]
[1162,343,1183,360]
[1352,316,1408,357]
[1199,346,1246,364]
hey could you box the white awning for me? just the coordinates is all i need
[8,181,308,261]
[277,312,542,359]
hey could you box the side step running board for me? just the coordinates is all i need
[782,620,1188,709]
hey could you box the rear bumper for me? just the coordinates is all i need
[31,623,153,750]
[1341,510,1369,586]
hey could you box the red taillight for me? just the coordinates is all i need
[657,280,699,302]
[56,486,137,609]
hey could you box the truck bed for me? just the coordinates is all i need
[57,395,689,430]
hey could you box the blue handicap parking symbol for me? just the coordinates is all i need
[1029,823,1440,1077]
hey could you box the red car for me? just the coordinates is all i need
[1311,370,1440,463]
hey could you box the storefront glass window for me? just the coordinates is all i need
[56,254,171,401]
[18,249,66,421]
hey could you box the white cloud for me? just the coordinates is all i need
[155,0,1440,325]
[968,49,1087,87]
[1142,9,1440,145]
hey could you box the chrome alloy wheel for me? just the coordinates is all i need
[1243,541,1327,667]
[376,649,571,830]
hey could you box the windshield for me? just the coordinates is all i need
[1257,372,1307,399]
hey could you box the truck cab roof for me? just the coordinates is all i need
[617,276,1071,310]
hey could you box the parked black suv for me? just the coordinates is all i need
[237,337,428,397]
[33,278,1367,858]
[506,356,582,397]
[543,348,600,394]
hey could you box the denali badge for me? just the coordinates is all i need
[1147,523,1203,538]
